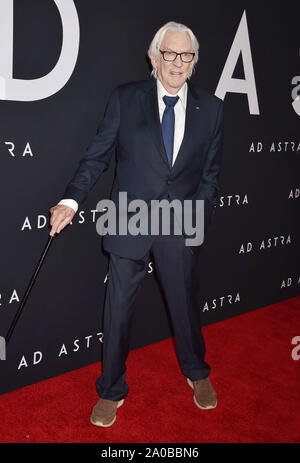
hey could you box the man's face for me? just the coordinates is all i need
[151,30,195,94]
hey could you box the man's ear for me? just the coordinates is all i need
[188,63,196,79]
[150,55,157,71]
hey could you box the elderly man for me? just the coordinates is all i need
[50,21,224,427]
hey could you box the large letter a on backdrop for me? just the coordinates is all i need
[215,10,259,115]
[0,0,80,101]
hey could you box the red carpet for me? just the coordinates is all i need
[0,297,299,443]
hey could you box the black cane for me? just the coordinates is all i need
[4,234,56,347]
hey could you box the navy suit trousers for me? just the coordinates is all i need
[95,234,211,401]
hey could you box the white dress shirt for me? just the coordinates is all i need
[59,79,187,213]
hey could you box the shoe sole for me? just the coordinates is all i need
[187,378,217,410]
[90,398,124,427]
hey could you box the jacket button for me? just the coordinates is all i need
[167,180,172,184]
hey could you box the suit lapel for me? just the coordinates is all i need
[171,82,201,172]
[140,80,171,170]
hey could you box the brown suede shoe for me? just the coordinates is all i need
[187,377,217,410]
[90,398,124,427]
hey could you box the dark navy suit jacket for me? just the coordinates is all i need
[63,78,224,259]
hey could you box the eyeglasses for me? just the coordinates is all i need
[159,49,195,63]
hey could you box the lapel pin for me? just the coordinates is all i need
[195,106,200,109]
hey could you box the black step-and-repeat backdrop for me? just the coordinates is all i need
[0,0,299,395]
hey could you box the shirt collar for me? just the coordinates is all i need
[156,78,187,108]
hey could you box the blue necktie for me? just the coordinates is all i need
[162,95,179,167]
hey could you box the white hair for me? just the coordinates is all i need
[147,21,199,78]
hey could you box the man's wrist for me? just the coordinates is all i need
[58,199,78,213]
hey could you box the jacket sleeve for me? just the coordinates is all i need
[195,99,224,231]
[62,87,120,205]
